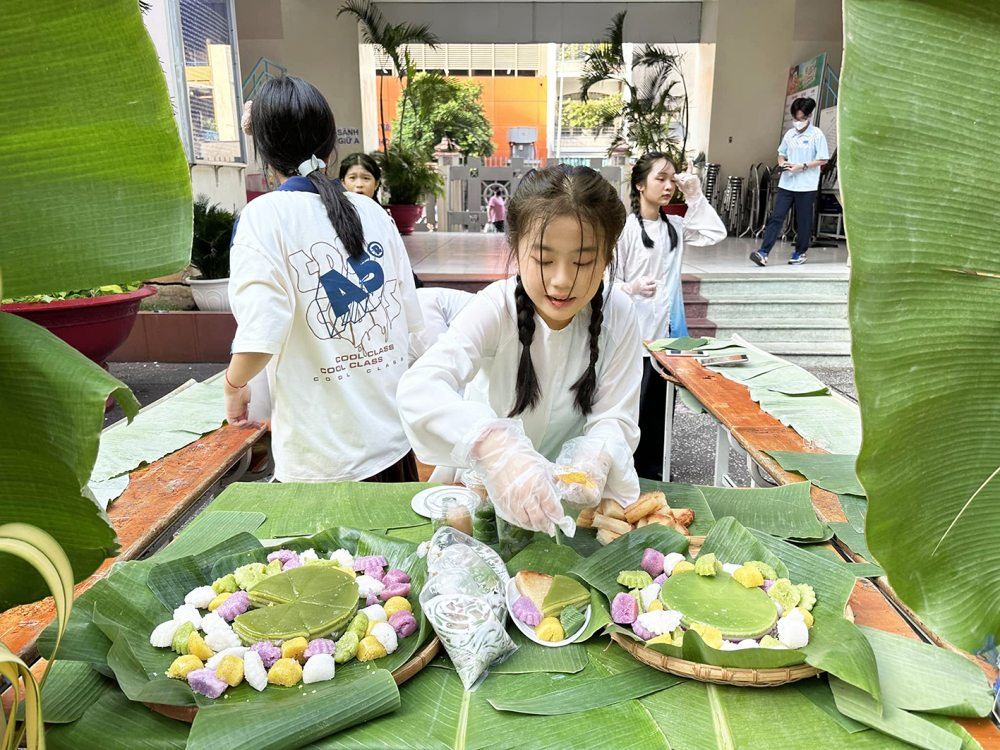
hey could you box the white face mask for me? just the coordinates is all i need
[793,119,809,131]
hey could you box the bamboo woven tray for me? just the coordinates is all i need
[144,636,441,722]
[610,605,853,687]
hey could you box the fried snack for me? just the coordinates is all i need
[595,528,621,545]
[576,508,596,529]
[624,491,667,524]
[598,498,627,521]
[669,508,695,527]
[592,514,632,535]
[644,514,690,536]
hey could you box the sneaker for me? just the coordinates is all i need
[750,251,768,267]
[788,252,807,265]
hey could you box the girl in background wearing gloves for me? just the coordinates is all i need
[615,154,726,481]
[398,165,643,536]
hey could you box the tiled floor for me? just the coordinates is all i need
[406,232,849,278]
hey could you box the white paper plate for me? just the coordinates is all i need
[410,486,479,519]
[505,578,591,648]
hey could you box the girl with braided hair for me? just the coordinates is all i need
[616,153,726,480]
[398,165,644,535]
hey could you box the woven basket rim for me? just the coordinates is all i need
[144,636,441,723]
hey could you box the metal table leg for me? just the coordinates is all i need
[662,381,674,482]
[714,424,730,487]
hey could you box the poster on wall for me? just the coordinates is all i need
[781,54,826,136]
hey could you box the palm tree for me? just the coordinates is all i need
[338,0,439,156]
[579,11,689,161]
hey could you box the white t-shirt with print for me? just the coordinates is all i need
[229,190,423,483]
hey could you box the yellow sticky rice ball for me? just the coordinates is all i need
[534,617,565,642]
[365,619,379,638]
[208,592,232,611]
[647,633,673,646]
[267,658,303,687]
[166,654,204,679]
[335,566,356,578]
[187,631,215,661]
[215,654,245,687]
[732,565,764,589]
[384,596,412,619]
[783,606,815,628]
[647,599,664,612]
[689,622,723,649]
[357,636,387,662]
[671,561,696,575]
[281,637,309,664]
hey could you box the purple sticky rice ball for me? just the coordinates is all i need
[366,592,379,607]
[632,620,656,641]
[187,668,228,699]
[267,549,300,567]
[653,573,667,586]
[389,610,418,638]
[641,548,665,577]
[216,590,250,622]
[354,555,387,572]
[383,568,411,584]
[379,583,411,601]
[512,596,542,627]
[251,640,282,669]
[283,557,303,571]
[304,638,337,658]
[611,592,639,625]
[761,579,776,592]
[363,565,384,583]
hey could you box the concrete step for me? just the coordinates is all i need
[689,319,851,343]
[683,274,848,298]
[683,294,848,319]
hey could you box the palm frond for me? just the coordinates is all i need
[397,22,439,48]
[632,45,679,73]
[606,10,626,56]
[337,0,387,47]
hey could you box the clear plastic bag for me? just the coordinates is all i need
[426,527,509,622]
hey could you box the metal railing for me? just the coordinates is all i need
[242,57,286,102]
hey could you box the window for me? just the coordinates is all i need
[179,0,244,163]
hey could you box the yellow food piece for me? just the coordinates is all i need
[732,565,765,589]
[208,592,232,611]
[267,658,303,687]
[383,596,412,619]
[215,654,245,687]
[365,619,378,638]
[534,617,565,642]
[187,631,215,661]
[166,654,204,679]
[671,561,696,575]
[647,633,673,646]
[647,599,664,612]
[556,472,596,489]
[357,636,387,661]
[281,636,309,664]
[689,622,723,649]
[784,607,815,628]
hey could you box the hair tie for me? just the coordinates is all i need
[298,155,326,176]
[240,100,253,136]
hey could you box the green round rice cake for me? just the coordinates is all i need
[660,570,777,639]
[234,567,359,644]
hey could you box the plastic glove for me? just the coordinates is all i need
[553,437,612,509]
[673,162,703,202]
[454,419,574,537]
[622,276,657,298]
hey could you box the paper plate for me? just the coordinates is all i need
[505,578,591,648]
[410,486,480,519]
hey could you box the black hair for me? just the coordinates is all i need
[629,152,680,252]
[791,97,816,118]
[251,76,365,260]
[339,152,382,198]
[505,165,626,417]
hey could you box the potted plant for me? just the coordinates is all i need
[188,194,237,310]
[374,148,444,235]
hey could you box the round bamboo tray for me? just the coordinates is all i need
[144,636,441,722]
[611,605,854,687]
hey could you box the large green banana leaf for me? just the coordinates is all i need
[843,0,1000,650]
[0,0,192,298]
[697,483,828,540]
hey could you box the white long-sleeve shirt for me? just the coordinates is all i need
[397,277,643,503]
[615,196,727,353]
[408,287,475,366]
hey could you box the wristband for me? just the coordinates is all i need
[224,369,246,389]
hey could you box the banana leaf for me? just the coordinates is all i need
[646,336,709,351]
[794,676,869,733]
[764,452,866,496]
[697,483,828,540]
[839,494,868,534]
[830,522,875,563]
[151,512,268,564]
[842,0,1000,651]
[15,661,110,724]
[0,314,138,609]
[752,391,862,455]
[639,479,716,535]
[202,482,432,538]
[0,0,191,298]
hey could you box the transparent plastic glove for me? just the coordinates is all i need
[554,437,612,509]
[622,277,657,298]
[454,419,574,537]
[673,162,703,202]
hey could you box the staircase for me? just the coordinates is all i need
[684,273,851,367]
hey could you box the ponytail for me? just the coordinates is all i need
[508,276,541,417]
[570,282,604,415]
[307,170,365,260]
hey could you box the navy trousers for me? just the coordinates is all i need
[761,188,816,255]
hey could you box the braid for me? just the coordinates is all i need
[630,188,655,249]
[508,276,542,417]
[570,282,604,415]
[659,208,679,252]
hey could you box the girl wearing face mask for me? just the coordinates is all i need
[750,97,830,267]
[615,153,726,481]
[398,166,643,535]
